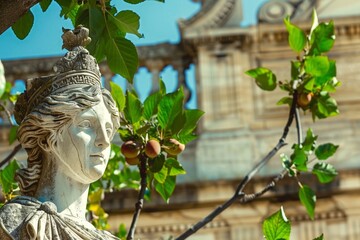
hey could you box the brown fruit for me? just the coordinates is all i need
[121,141,141,158]
[297,92,313,108]
[125,156,140,165]
[164,139,185,156]
[145,139,161,159]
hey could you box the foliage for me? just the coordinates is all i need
[263,207,291,240]
[247,10,340,239]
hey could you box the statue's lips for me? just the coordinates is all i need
[89,153,105,162]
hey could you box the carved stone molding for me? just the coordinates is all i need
[258,0,315,23]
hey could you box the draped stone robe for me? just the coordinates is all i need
[0,196,119,240]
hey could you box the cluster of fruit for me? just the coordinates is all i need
[121,139,185,165]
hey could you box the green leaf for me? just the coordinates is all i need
[149,155,165,173]
[11,10,34,40]
[166,158,186,176]
[291,61,301,80]
[263,207,291,240]
[315,143,339,160]
[105,37,138,82]
[109,10,143,38]
[284,16,306,52]
[313,234,324,240]
[299,185,316,220]
[245,67,277,91]
[110,82,125,112]
[154,175,176,203]
[276,97,292,106]
[159,78,166,94]
[310,21,335,54]
[291,144,308,171]
[305,56,330,77]
[309,9,319,37]
[302,128,317,152]
[8,126,18,145]
[157,88,184,130]
[143,92,162,120]
[124,91,143,124]
[123,0,145,3]
[179,109,204,136]
[0,160,20,194]
[40,0,52,12]
[154,165,168,184]
[314,60,336,86]
[312,162,337,183]
[315,92,339,119]
[116,223,127,238]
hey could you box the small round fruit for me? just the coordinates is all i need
[297,92,313,108]
[164,139,185,156]
[121,141,141,158]
[125,156,140,165]
[145,140,161,159]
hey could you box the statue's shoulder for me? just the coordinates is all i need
[0,196,39,239]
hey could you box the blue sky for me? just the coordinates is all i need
[0,0,267,106]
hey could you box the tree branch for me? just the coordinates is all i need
[127,155,147,240]
[0,144,21,168]
[0,0,40,34]
[175,91,299,240]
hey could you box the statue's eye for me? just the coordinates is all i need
[78,120,91,128]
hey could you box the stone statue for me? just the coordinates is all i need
[0,26,120,240]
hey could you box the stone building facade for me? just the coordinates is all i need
[2,0,360,239]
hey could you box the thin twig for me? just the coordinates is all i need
[295,107,302,144]
[175,92,298,240]
[127,155,147,240]
[0,144,21,168]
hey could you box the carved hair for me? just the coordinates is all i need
[15,85,120,196]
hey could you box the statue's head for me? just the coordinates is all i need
[13,27,120,196]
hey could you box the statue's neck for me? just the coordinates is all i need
[34,154,89,220]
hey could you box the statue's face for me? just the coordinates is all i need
[53,95,113,184]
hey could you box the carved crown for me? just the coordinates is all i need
[14,26,102,124]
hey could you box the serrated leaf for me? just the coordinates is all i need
[299,185,316,220]
[166,158,186,176]
[105,37,138,83]
[109,10,143,38]
[305,56,330,77]
[245,67,277,91]
[40,0,52,12]
[316,92,339,119]
[310,20,335,54]
[11,10,34,40]
[284,16,306,52]
[315,143,338,160]
[124,91,143,124]
[143,92,162,120]
[157,88,184,130]
[110,82,125,112]
[263,207,291,240]
[312,162,337,183]
[179,109,204,136]
[154,175,176,203]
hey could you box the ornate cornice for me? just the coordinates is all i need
[258,0,315,24]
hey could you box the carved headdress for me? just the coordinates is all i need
[14,26,101,124]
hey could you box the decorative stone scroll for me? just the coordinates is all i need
[0,26,120,240]
[258,0,314,23]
